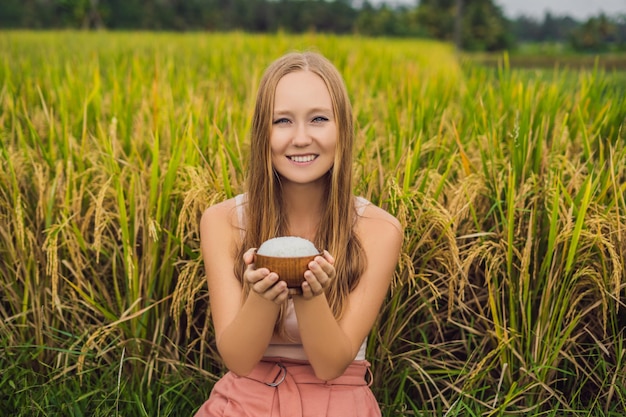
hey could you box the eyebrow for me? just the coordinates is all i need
[273,107,333,115]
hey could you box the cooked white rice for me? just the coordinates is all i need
[257,236,319,257]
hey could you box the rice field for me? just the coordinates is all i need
[0,31,625,416]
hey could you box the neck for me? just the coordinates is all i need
[281,182,326,241]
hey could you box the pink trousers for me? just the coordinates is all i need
[194,357,381,417]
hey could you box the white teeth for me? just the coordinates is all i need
[289,155,316,163]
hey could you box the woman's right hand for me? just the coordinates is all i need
[243,248,289,304]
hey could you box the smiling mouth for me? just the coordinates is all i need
[288,155,317,163]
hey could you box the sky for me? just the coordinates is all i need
[494,0,626,20]
[373,0,626,20]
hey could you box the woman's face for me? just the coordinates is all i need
[270,70,337,187]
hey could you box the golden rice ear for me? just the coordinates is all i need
[254,253,322,293]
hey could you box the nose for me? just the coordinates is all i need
[292,122,312,147]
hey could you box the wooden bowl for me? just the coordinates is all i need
[254,253,321,294]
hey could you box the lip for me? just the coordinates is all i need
[287,154,318,164]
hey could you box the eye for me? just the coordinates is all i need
[312,116,329,123]
[272,117,291,125]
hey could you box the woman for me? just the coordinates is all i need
[195,51,403,416]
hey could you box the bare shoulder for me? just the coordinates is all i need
[200,197,241,248]
[355,200,403,263]
[339,199,402,338]
[200,197,238,227]
[357,201,403,240]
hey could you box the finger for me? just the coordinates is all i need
[269,282,289,303]
[322,250,335,265]
[256,277,289,304]
[309,258,334,287]
[300,281,315,299]
[313,252,335,275]
[303,270,325,296]
[245,263,269,285]
[243,248,257,264]
[252,272,279,293]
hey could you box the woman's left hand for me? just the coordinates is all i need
[300,250,335,299]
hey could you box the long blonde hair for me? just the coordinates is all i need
[236,51,366,324]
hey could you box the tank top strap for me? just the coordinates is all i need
[354,196,370,216]
[235,193,246,239]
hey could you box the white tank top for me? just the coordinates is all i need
[235,194,369,361]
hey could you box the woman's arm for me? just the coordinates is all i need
[200,200,290,376]
[293,206,403,380]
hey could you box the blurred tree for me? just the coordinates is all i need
[416,0,511,51]
[83,0,104,29]
[56,0,91,27]
[354,1,423,37]
[570,14,619,52]
[415,0,455,40]
[510,15,542,42]
[511,13,579,43]
[616,15,626,49]
[102,0,147,29]
[464,0,510,50]
[268,0,356,34]
[354,1,377,35]
[0,0,24,28]
[540,12,559,41]
[3,0,622,53]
